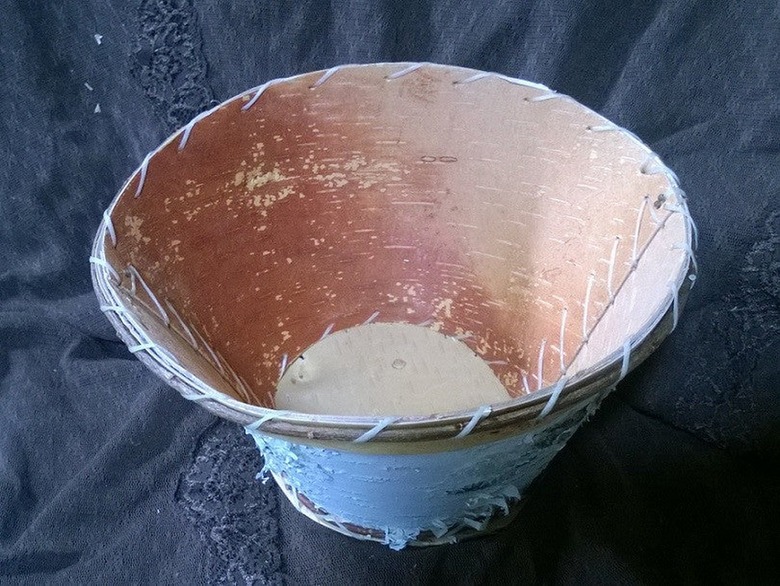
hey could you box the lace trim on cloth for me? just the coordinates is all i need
[682,210,780,447]
[731,211,780,343]
[176,421,285,585]
[130,0,214,131]
[130,4,279,580]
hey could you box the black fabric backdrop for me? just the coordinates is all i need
[1,1,778,584]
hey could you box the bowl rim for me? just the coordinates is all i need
[90,62,698,445]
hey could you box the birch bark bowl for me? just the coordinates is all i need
[91,63,696,548]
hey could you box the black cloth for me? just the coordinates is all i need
[1,1,778,584]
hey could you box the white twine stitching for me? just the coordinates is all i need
[495,75,549,91]
[149,346,222,403]
[127,267,137,296]
[631,197,648,269]
[672,242,698,273]
[668,281,679,331]
[559,307,568,374]
[619,340,632,380]
[417,317,434,327]
[310,66,341,88]
[99,304,126,315]
[113,304,229,404]
[179,388,212,402]
[522,372,531,394]
[664,200,699,250]
[238,376,254,400]
[161,359,228,403]
[134,152,152,198]
[241,81,271,112]
[216,360,248,402]
[195,328,227,376]
[363,311,380,325]
[386,63,425,79]
[607,237,620,299]
[606,125,648,152]
[661,162,681,186]
[223,358,250,403]
[178,109,212,151]
[538,376,570,419]
[453,72,549,92]
[175,373,231,403]
[128,341,156,353]
[89,256,120,283]
[353,417,400,443]
[683,202,699,250]
[646,195,662,225]
[319,323,335,341]
[688,212,699,250]
[536,338,547,391]
[246,411,288,431]
[455,405,492,439]
[279,353,288,381]
[215,349,233,377]
[582,273,595,341]
[529,92,567,102]
[221,360,250,403]
[454,72,492,84]
[232,374,253,403]
[640,154,672,177]
[211,355,252,404]
[102,210,117,247]
[640,155,658,175]
[125,265,170,326]
[588,124,620,132]
[164,299,198,349]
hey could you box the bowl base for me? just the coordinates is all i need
[273,472,524,548]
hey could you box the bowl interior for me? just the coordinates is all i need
[99,63,688,415]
